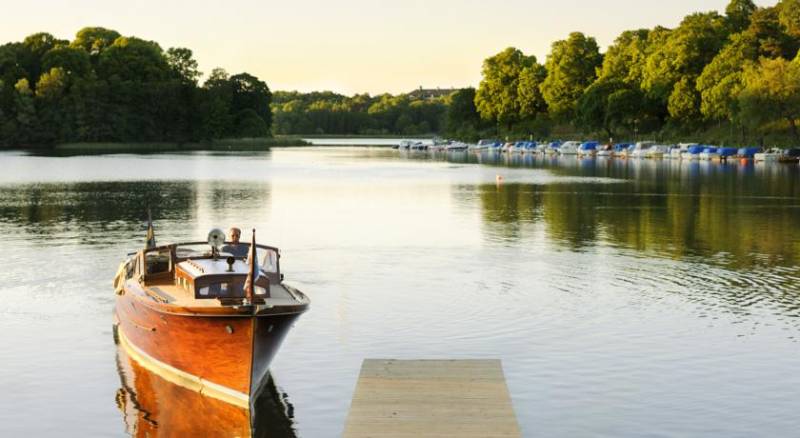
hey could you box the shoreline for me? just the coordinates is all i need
[52,137,309,152]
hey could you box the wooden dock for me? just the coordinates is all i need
[343,359,520,437]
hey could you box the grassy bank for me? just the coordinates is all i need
[53,137,310,152]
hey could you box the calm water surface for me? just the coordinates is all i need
[1,147,799,437]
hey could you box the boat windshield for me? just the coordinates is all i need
[174,242,279,274]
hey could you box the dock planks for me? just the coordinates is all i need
[343,359,520,438]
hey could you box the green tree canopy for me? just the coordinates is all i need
[20,33,67,87]
[445,87,481,136]
[475,47,539,129]
[577,78,624,137]
[71,27,121,56]
[697,6,797,122]
[540,32,603,120]
[696,33,755,121]
[668,77,701,122]
[642,12,729,105]
[166,47,200,84]
[35,67,67,99]
[0,29,274,147]
[738,56,800,141]
[598,29,651,85]
[229,73,272,129]
[747,6,799,58]
[41,46,91,77]
[517,63,547,119]
[97,37,170,81]
[726,0,757,32]
[777,0,800,38]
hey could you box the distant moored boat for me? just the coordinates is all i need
[559,141,580,155]
[778,148,800,163]
[754,148,782,162]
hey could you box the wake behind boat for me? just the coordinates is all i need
[112,224,309,410]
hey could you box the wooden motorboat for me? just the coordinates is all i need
[113,226,309,410]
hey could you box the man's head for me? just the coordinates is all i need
[228,227,242,243]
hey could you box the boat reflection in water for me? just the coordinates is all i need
[115,345,297,437]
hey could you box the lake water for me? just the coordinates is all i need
[1,147,799,437]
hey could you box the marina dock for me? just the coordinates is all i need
[343,359,520,437]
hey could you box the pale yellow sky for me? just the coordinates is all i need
[0,0,773,94]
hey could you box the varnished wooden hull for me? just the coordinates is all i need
[115,291,303,406]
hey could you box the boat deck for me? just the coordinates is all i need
[343,359,520,437]
[144,282,300,308]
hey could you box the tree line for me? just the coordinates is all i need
[0,27,272,148]
[3,0,799,147]
[272,91,448,136]
[275,0,800,145]
[468,0,800,144]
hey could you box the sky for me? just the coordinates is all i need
[0,0,775,95]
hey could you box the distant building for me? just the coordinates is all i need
[407,86,456,100]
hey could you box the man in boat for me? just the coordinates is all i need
[221,227,250,257]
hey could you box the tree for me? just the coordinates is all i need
[97,37,169,81]
[205,67,230,87]
[738,57,800,141]
[725,0,757,32]
[598,29,651,86]
[606,88,652,134]
[577,78,653,138]
[642,12,729,104]
[747,6,798,59]
[577,79,617,137]
[445,88,481,136]
[36,67,67,98]
[697,7,796,123]
[696,34,754,121]
[236,108,269,137]
[12,78,37,144]
[0,43,26,96]
[778,0,800,38]
[594,28,667,133]
[71,27,120,56]
[668,77,701,122]
[166,47,200,84]
[517,63,547,119]
[20,33,67,87]
[540,32,603,120]
[229,73,272,135]
[0,28,276,146]
[475,47,539,130]
[41,46,91,77]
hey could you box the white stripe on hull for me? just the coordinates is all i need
[117,328,250,409]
